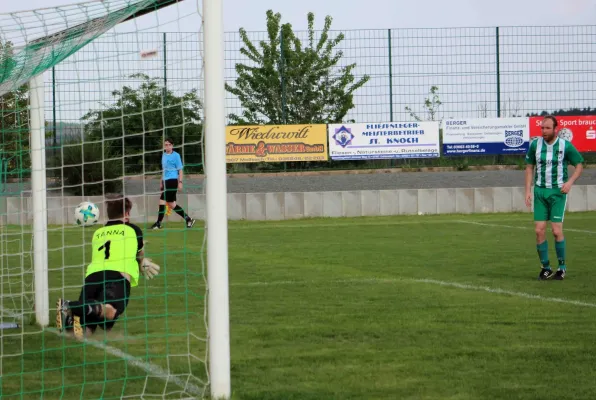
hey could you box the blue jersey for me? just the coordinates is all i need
[162,151,183,180]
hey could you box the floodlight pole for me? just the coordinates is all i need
[203,0,231,398]
[29,73,49,327]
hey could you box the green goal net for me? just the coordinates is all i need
[0,0,220,398]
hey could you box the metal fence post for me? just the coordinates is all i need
[388,29,393,122]
[0,156,5,193]
[495,27,502,164]
[496,27,501,118]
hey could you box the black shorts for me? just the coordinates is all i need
[160,178,179,203]
[78,270,131,332]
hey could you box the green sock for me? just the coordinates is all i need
[555,239,566,270]
[537,241,550,269]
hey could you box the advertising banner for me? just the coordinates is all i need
[529,115,596,152]
[442,117,530,156]
[327,121,440,160]
[225,124,328,163]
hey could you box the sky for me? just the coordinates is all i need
[3,0,595,34]
[1,0,595,124]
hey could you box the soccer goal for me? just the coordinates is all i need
[0,0,230,398]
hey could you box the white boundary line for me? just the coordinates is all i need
[411,278,596,308]
[0,307,25,320]
[44,327,205,397]
[456,219,596,234]
[4,214,596,234]
[0,302,204,397]
[224,277,596,308]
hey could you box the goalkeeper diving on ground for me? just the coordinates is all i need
[56,194,160,339]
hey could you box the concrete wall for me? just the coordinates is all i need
[2,185,595,225]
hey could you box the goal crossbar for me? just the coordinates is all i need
[0,0,183,96]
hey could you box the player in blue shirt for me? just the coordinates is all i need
[151,137,195,229]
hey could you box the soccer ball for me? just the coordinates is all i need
[74,201,100,226]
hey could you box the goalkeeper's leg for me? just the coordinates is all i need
[97,272,132,333]
[57,274,103,338]
[58,271,131,337]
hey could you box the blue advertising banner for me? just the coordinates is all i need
[442,117,530,156]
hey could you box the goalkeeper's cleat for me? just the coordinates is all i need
[186,218,195,228]
[538,267,554,280]
[56,298,65,331]
[56,298,73,333]
[554,268,566,280]
[72,315,84,340]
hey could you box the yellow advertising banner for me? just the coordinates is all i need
[225,124,328,163]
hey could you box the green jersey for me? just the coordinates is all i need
[85,220,144,287]
[525,137,584,189]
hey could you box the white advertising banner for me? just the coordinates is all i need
[442,117,530,156]
[328,121,441,160]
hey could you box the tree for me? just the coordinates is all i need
[404,85,442,122]
[81,73,203,175]
[225,10,370,125]
[0,41,30,176]
[58,136,124,196]
[0,41,17,84]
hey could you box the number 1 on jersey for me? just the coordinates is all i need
[99,240,111,259]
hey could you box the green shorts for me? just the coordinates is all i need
[534,187,567,223]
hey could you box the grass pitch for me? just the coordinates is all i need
[2,212,596,399]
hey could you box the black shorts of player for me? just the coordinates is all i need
[78,270,131,333]
[160,178,179,203]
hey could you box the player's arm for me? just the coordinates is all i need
[562,144,584,193]
[130,223,160,279]
[136,248,145,268]
[177,153,184,189]
[567,162,583,185]
[524,141,536,206]
[130,223,145,269]
[160,154,165,191]
[178,169,184,189]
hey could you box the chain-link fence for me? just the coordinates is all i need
[223,25,596,171]
[224,26,595,124]
[43,25,596,174]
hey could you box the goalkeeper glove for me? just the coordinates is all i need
[141,258,160,279]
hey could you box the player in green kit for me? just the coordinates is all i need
[56,194,161,338]
[525,115,584,280]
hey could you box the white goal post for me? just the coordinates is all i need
[203,0,232,398]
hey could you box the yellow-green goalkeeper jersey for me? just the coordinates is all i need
[85,220,144,287]
[525,137,584,189]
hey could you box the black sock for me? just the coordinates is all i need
[69,300,102,319]
[173,205,189,221]
[157,204,165,222]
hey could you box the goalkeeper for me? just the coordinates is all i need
[56,194,160,338]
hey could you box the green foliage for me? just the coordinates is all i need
[81,73,203,174]
[404,85,442,122]
[225,10,370,125]
[0,41,17,84]
[0,41,30,176]
[56,136,123,196]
